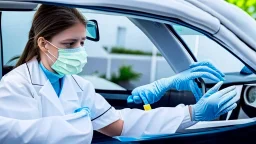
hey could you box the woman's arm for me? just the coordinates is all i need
[98,82,238,137]
[98,104,189,137]
[98,119,124,137]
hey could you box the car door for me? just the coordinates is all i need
[1,1,256,143]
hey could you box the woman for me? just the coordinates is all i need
[0,5,238,144]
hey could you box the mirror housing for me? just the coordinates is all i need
[86,20,100,42]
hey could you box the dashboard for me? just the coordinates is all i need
[240,84,256,118]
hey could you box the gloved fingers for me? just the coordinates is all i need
[137,90,151,105]
[190,66,225,81]
[127,95,137,103]
[141,96,149,105]
[217,103,237,116]
[189,72,221,82]
[131,88,140,96]
[215,86,236,99]
[134,95,144,104]
[190,60,225,77]
[218,93,239,114]
[218,89,237,108]
[127,95,133,103]
[129,89,142,104]
[190,80,202,102]
[127,94,149,104]
[128,93,143,104]
[204,81,223,97]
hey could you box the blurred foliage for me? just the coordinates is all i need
[111,46,151,55]
[226,0,256,19]
[101,65,141,84]
[111,65,142,83]
[108,46,162,56]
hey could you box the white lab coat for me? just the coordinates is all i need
[0,57,193,144]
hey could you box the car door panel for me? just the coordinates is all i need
[98,90,196,110]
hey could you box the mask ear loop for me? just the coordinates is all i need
[45,40,59,50]
[44,40,59,62]
[44,51,55,63]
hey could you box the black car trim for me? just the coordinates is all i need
[96,89,132,94]
[0,8,35,11]
[0,12,3,78]
[166,25,197,62]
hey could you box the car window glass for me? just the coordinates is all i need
[172,24,245,73]
[1,11,175,91]
[171,24,256,84]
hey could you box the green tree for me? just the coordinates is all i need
[226,0,256,19]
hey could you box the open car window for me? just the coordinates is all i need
[1,10,176,91]
[170,24,256,84]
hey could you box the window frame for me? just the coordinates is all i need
[0,12,3,79]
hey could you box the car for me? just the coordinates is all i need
[1,0,256,143]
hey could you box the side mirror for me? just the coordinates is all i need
[86,20,100,42]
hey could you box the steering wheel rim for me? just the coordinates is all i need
[198,78,206,95]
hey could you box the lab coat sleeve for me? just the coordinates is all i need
[90,93,120,130]
[177,105,197,131]
[118,104,193,136]
[77,77,120,130]
[0,111,93,144]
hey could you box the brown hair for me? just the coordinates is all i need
[15,4,87,67]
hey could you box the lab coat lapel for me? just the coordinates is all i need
[27,57,65,116]
[59,76,81,114]
[39,81,65,116]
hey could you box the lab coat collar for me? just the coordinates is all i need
[26,57,82,115]
[26,57,47,86]
[60,76,79,101]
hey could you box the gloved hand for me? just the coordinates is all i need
[127,61,225,105]
[74,107,91,118]
[191,81,238,121]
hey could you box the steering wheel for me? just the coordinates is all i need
[198,78,206,95]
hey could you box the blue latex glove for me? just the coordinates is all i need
[191,81,238,121]
[127,61,225,104]
[74,107,91,117]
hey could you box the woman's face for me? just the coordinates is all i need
[39,22,86,71]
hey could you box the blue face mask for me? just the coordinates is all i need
[44,41,88,75]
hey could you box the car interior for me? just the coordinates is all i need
[1,1,256,143]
